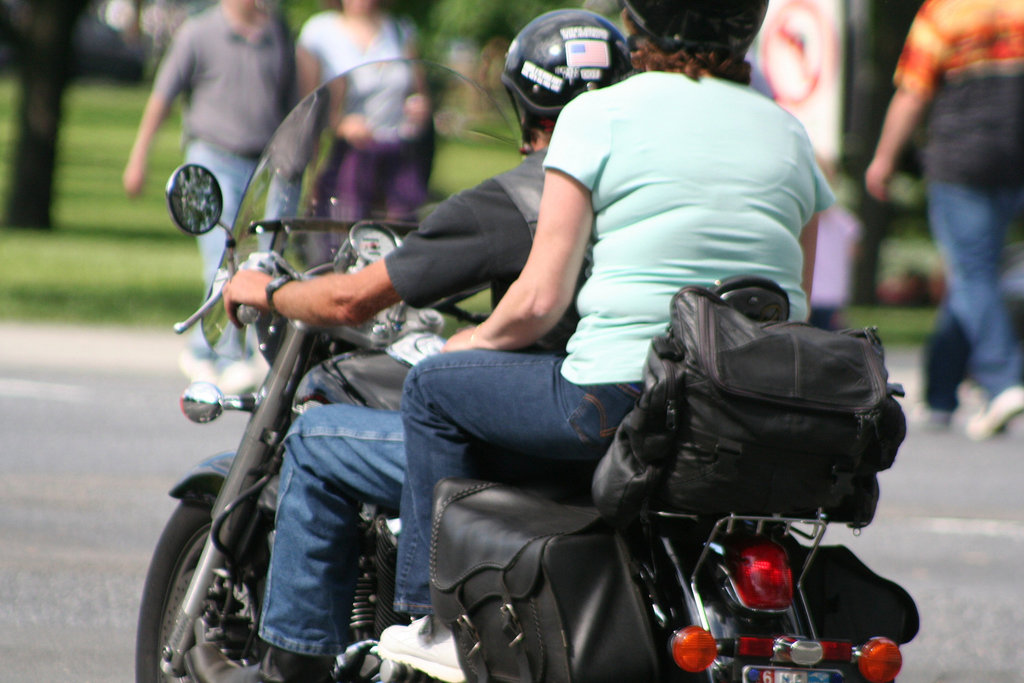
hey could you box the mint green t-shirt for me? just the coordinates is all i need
[544,71,834,385]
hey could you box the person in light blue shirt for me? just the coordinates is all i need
[547,68,828,383]
[382,3,833,677]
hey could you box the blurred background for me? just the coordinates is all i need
[0,0,1015,343]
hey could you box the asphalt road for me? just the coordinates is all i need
[1,322,1022,683]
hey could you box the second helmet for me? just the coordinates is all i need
[501,9,632,124]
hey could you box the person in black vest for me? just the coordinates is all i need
[185,10,632,683]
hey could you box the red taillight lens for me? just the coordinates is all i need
[820,639,854,662]
[857,637,902,683]
[735,636,775,658]
[670,626,718,672]
[725,536,793,610]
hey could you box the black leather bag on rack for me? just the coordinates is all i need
[429,478,660,683]
[592,284,907,529]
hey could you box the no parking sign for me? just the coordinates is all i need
[753,0,845,163]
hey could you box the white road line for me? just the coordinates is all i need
[905,516,1024,539]
[0,378,90,403]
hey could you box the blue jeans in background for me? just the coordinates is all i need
[184,140,259,365]
[923,302,970,413]
[395,350,639,613]
[927,181,1024,398]
[258,404,406,656]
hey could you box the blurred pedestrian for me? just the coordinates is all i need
[865,0,1024,439]
[296,0,430,228]
[808,158,861,331]
[809,203,861,331]
[123,0,296,393]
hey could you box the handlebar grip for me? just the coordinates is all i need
[237,305,261,326]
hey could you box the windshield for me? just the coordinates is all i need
[201,59,521,349]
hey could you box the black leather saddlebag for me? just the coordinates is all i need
[793,543,920,645]
[430,479,659,683]
[593,285,906,529]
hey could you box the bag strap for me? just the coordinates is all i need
[454,612,491,683]
[499,562,540,683]
[499,599,537,683]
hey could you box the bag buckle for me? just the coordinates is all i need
[500,603,524,647]
[457,614,483,657]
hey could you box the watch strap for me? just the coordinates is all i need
[265,274,293,315]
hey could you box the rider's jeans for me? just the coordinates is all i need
[927,181,1024,398]
[259,403,406,656]
[395,350,639,613]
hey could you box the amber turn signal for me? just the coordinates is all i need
[670,625,718,672]
[857,637,902,683]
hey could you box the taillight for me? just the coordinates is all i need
[733,636,853,663]
[857,637,902,683]
[724,535,793,610]
[670,625,718,672]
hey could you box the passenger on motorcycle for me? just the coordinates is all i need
[382,0,834,679]
[184,10,632,683]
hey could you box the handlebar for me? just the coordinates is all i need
[174,283,226,335]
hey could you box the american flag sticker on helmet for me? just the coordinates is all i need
[565,39,611,69]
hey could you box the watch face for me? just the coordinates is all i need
[349,224,399,262]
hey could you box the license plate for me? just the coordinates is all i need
[742,666,840,683]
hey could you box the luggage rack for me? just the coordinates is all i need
[655,511,829,639]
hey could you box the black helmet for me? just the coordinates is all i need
[501,9,632,130]
[622,0,768,58]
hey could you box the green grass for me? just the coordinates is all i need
[1,76,200,326]
[847,305,936,347]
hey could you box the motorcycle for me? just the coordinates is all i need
[137,60,916,683]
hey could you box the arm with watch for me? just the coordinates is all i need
[222,259,402,329]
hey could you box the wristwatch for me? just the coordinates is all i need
[265,274,293,316]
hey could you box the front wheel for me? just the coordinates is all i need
[136,500,212,682]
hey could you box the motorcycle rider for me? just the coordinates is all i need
[184,10,632,683]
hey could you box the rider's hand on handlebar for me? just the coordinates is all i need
[223,270,274,328]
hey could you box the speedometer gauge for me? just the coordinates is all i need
[350,224,399,262]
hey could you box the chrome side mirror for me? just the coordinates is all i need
[165,164,224,236]
[180,381,258,423]
[180,382,225,423]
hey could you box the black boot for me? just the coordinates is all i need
[185,642,335,683]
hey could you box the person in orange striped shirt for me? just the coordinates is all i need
[866,0,1024,440]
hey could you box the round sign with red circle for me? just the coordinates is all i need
[759,0,838,107]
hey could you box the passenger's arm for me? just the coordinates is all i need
[223,259,401,328]
[800,214,819,302]
[444,170,592,352]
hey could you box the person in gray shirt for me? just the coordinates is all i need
[123,0,296,392]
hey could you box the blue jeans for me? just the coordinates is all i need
[184,140,259,364]
[928,181,1024,398]
[259,403,406,656]
[395,351,640,613]
[923,302,970,412]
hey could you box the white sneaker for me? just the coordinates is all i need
[378,616,465,683]
[216,357,267,394]
[966,385,1024,440]
[178,349,217,384]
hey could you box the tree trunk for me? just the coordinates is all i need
[4,0,91,229]
[847,0,921,304]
